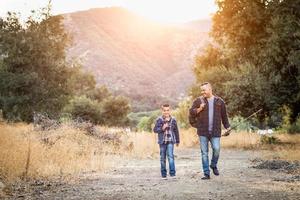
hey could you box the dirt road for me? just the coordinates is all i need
[5,148,300,199]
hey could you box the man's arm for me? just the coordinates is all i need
[221,101,230,129]
[173,120,180,145]
[189,98,205,116]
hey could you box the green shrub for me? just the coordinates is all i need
[260,135,280,145]
[288,116,300,134]
[64,96,102,124]
[229,116,258,132]
[100,96,131,126]
[172,98,191,129]
[137,110,160,132]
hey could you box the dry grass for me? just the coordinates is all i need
[1,122,299,183]
[0,124,199,182]
[177,128,199,148]
[221,131,261,149]
[180,129,300,161]
[262,134,300,161]
[0,122,111,182]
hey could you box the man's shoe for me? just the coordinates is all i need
[201,174,210,180]
[161,176,167,180]
[210,166,219,176]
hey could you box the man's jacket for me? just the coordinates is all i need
[153,116,180,144]
[189,96,230,137]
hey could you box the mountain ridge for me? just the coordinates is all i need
[63,7,210,110]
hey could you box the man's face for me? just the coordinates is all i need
[162,106,170,117]
[201,84,212,98]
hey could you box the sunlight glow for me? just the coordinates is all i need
[0,0,217,23]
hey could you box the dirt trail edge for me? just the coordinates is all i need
[5,148,300,200]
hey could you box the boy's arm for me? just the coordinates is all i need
[153,118,163,134]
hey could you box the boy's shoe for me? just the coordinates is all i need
[161,176,167,180]
[169,175,176,179]
[210,165,220,176]
[201,174,210,180]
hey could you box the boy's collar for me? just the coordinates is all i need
[162,115,172,120]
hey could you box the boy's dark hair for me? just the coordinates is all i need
[161,104,170,108]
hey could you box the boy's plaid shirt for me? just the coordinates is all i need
[163,118,173,143]
[153,116,180,144]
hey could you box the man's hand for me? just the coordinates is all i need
[176,143,179,147]
[222,127,231,136]
[196,103,205,113]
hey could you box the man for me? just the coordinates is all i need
[153,104,180,179]
[189,82,230,180]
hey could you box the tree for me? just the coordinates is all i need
[101,96,131,126]
[0,5,73,121]
[192,0,300,127]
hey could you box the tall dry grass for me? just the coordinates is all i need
[262,133,300,161]
[1,122,299,183]
[221,131,261,149]
[0,123,111,182]
[0,123,199,182]
[179,129,300,161]
[0,122,164,182]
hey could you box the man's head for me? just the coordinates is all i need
[200,82,213,98]
[161,104,171,118]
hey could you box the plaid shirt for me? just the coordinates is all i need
[189,96,230,137]
[153,116,180,144]
[163,118,173,143]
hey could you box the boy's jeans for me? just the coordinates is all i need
[159,142,175,177]
[199,136,220,175]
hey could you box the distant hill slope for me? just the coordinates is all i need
[63,7,210,111]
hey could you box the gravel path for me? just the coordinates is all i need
[3,148,300,200]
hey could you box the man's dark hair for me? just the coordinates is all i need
[201,82,210,86]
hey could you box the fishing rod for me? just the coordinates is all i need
[222,108,263,136]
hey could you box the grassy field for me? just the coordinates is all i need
[0,122,299,183]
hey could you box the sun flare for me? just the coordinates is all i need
[0,0,217,24]
[122,0,217,23]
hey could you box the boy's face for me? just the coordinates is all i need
[162,106,170,117]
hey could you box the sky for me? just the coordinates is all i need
[0,0,217,23]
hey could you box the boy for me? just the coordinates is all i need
[153,104,180,179]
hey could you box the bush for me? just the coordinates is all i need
[100,96,131,127]
[229,116,258,132]
[172,98,191,129]
[288,117,300,134]
[137,111,160,132]
[260,135,280,145]
[278,106,300,134]
[64,96,102,124]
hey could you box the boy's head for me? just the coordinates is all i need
[161,104,171,118]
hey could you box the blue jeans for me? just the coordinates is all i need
[199,136,220,175]
[159,143,175,177]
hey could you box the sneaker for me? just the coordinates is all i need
[210,165,219,176]
[161,176,167,180]
[201,174,210,180]
[169,175,176,179]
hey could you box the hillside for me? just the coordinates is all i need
[63,7,209,111]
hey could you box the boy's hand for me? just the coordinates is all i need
[162,123,168,130]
